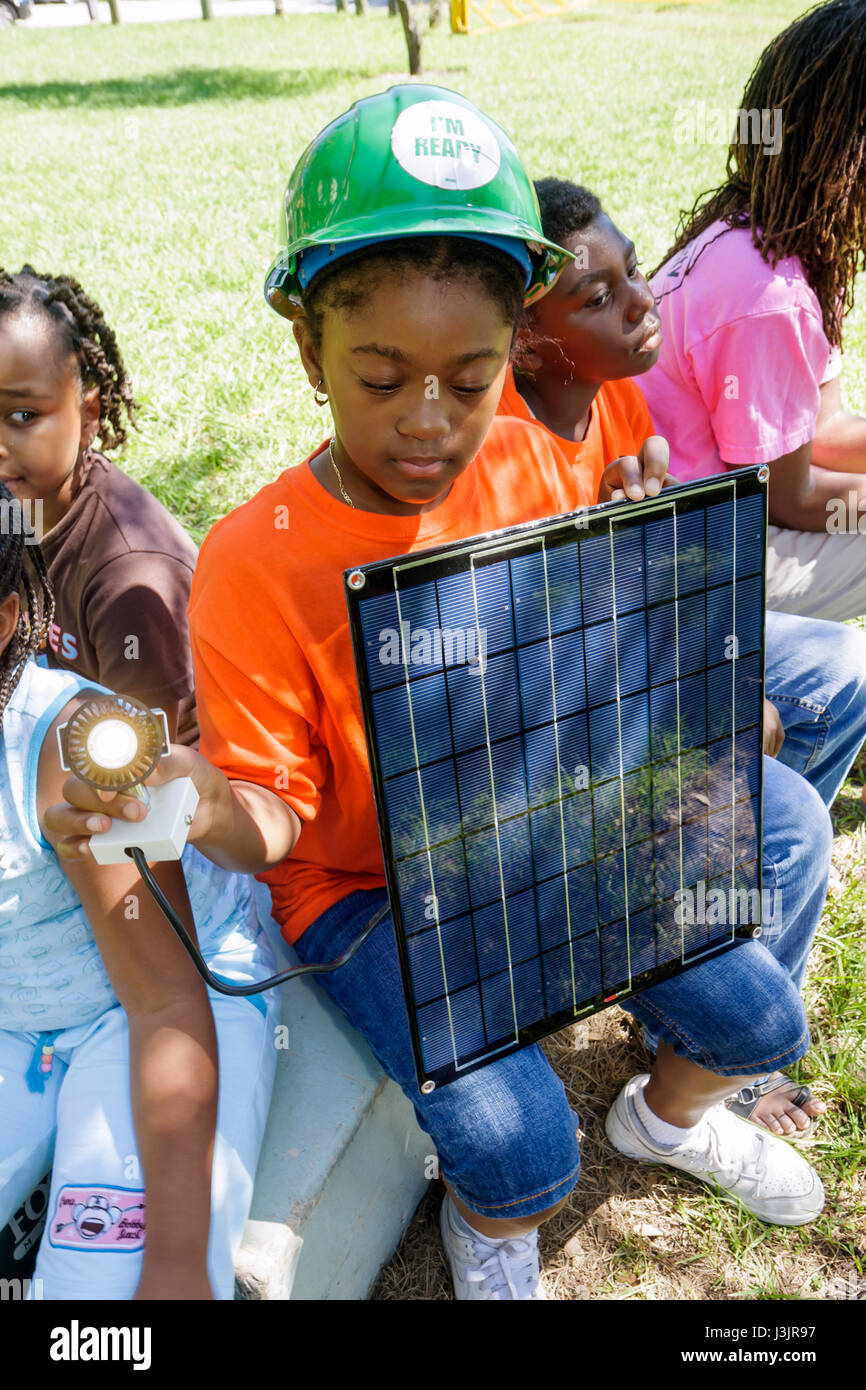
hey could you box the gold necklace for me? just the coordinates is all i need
[328,438,355,508]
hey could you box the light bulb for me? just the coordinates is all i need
[85,718,140,772]
[57,694,168,793]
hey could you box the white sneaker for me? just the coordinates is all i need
[440,1194,547,1300]
[605,1074,825,1227]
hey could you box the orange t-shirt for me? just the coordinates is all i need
[188,416,588,944]
[497,366,654,501]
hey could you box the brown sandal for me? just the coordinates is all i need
[727,1072,816,1140]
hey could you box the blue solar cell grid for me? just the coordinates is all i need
[348,476,766,1089]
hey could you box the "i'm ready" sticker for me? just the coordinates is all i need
[390,100,501,191]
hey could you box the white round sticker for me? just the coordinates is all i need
[390,100,501,192]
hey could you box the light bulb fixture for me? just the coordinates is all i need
[57,695,199,866]
[55,694,385,996]
[58,695,168,796]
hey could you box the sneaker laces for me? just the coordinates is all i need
[464,1235,541,1300]
[701,1106,770,1190]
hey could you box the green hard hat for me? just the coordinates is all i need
[264,84,572,319]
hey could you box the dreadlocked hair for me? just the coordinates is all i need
[0,265,137,451]
[0,482,55,719]
[652,0,866,347]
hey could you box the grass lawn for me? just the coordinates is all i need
[2,0,864,1302]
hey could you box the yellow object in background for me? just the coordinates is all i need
[449,0,572,35]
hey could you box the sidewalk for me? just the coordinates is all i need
[26,1,338,27]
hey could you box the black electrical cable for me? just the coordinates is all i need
[128,846,386,996]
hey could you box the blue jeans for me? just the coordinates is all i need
[638,612,865,1041]
[756,611,866,989]
[295,801,812,1221]
[765,610,866,809]
[293,613,865,1220]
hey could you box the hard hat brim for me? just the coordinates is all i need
[265,222,573,321]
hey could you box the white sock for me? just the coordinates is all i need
[633,1078,700,1150]
[448,1197,534,1247]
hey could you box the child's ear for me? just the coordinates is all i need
[291,313,323,390]
[0,592,20,658]
[80,385,101,450]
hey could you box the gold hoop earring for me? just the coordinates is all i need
[314,379,328,407]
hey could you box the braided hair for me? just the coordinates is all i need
[0,266,137,451]
[0,482,55,719]
[652,0,866,347]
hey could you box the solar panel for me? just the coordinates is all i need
[345,469,767,1091]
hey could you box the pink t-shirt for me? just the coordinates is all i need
[639,220,841,482]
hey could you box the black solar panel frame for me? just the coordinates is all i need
[345,468,767,1091]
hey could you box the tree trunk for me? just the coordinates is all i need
[274,0,285,13]
[388,0,397,14]
[84,0,100,21]
[428,0,442,27]
[107,0,121,21]
[335,0,347,11]
[354,0,368,13]
[200,0,214,18]
[396,0,422,74]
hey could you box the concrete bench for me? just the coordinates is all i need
[234,894,430,1300]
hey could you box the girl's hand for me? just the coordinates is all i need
[42,745,233,862]
[599,435,677,503]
